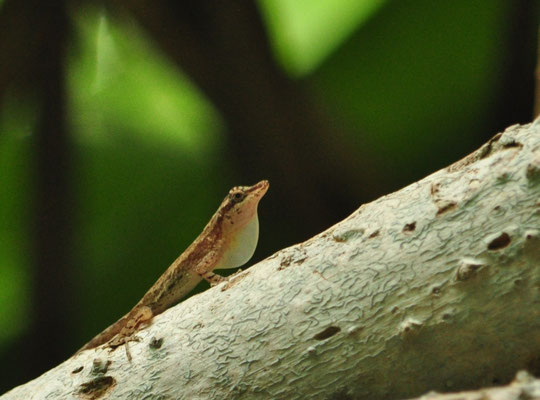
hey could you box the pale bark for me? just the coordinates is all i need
[2,121,540,399]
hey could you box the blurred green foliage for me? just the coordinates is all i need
[70,9,224,152]
[258,0,388,76]
[311,0,508,178]
[0,113,31,343]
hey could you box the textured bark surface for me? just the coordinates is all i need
[2,121,540,399]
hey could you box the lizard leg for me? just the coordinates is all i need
[108,306,153,352]
[199,270,226,287]
[123,306,153,333]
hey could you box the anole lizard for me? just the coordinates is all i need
[78,180,269,354]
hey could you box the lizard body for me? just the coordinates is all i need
[78,180,269,353]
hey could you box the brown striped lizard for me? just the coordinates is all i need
[78,180,269,356]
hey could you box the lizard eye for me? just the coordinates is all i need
[231,191,245,202]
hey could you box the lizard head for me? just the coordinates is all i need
[215,180,269,269]
[220,180,269,229]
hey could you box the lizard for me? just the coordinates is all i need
[78,180,269,355]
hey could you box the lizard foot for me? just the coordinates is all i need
[107,306,153,361]
[220,269,248,292]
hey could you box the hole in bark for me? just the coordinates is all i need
[403,222,416,233]
[368,230,379,238]
[313,326,341,340]
[72,366,84,374]
[149,337,163,349]
[502,141,522,149]
[525,230,539,240]
[78,376,116,399]
[487,233,511,250]
[436,202,457,216]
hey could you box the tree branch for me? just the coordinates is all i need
[2,121,539,399]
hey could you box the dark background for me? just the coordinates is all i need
[0,0,538,394]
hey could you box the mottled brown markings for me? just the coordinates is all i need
[313,326,341,340]
[487,232,511,250]
[224,184,261,211]
[229,191,246,203]
[165,272,185,293]
[279,249,307,269]
[201,270,226,286]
